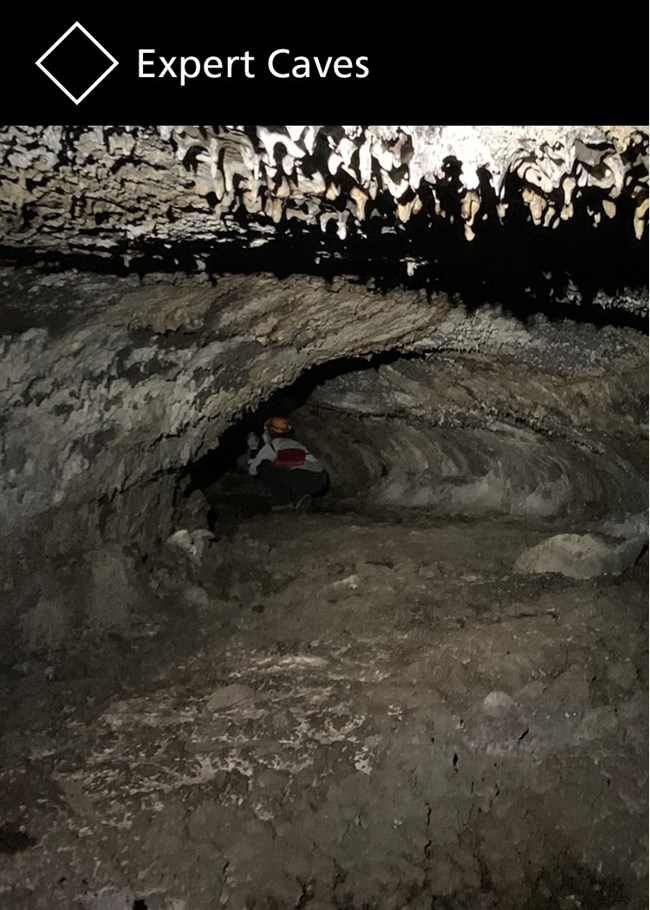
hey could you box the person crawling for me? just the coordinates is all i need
[247,416,330,512]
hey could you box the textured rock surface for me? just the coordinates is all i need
[514,531,647,579]
[289,322,647,519]
[1,262,646,657]
[0,514,646,909]
[0,123,647,908]
[0,268,443,537]
[1,126,648,259]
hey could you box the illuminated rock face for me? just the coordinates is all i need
[0,125,648,262]
[0,125,647,654]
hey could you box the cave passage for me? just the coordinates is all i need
[0,256,647,910]
[182,339,647,533]
[0,122,647,910]
[184,354,395,520]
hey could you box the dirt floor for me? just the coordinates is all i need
[0,487,648,910]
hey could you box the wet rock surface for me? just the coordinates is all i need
[1,508,646,909]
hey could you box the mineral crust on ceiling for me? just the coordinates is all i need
[0,125,647,263]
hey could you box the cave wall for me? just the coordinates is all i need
[0,124,647,658]
[1,265,646,660]
[0,270,447,539]
[292,319,648,519]
[0,268,454,657]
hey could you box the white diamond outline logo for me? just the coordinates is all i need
[35,21,119,105]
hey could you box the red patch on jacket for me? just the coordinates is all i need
[273,447,306,468]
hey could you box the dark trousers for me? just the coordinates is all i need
[257,462,329,507]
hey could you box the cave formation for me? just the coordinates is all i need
[0,125,648,910]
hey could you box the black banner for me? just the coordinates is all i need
[2,7,649,124]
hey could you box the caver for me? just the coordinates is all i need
[247,416,330,512]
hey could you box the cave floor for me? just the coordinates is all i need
[0,507,647,910]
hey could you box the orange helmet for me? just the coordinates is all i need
[264,416,291,435]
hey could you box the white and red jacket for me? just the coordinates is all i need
[248,437,325,476]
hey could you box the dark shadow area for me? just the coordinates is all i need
[1,192,646,333]
[178,353,409,529]
[183,351,401,501]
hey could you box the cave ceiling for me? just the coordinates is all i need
[0,125,647,318]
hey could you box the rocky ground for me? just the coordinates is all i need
[0,488,647,910]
